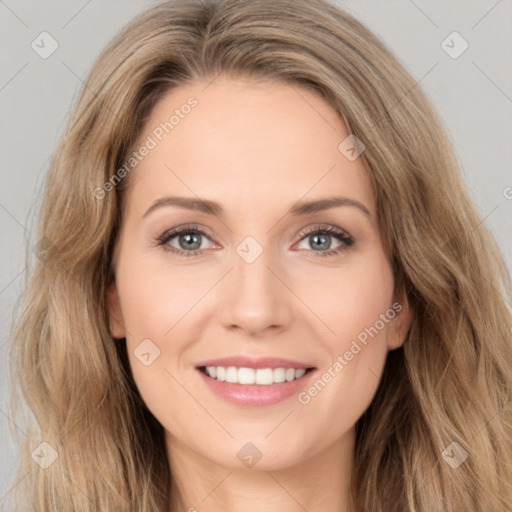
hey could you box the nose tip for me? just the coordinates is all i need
[217,249,293,336]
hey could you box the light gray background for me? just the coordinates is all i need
[1,0,511,503]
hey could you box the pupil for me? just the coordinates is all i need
[180,233,201,250]
[311,234,330,250]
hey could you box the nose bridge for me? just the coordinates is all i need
[218,235,292,333]
[234,240,276,294]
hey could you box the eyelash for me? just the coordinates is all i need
[156,223,354,258]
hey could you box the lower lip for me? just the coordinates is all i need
[196,368,316,407]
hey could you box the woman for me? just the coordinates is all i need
[9,0,512,510]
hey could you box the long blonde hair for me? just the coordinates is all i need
[8,0,512,510]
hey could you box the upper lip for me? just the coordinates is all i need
[195,356,316,370]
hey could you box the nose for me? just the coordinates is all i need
[218,244,294,337]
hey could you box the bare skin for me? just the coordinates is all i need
[107,76,412,512]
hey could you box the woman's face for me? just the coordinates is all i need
[107,76,411,470]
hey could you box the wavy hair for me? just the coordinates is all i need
[8,0,512,510]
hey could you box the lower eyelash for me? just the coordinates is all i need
[314,246,345,257]
[157,225,354,257]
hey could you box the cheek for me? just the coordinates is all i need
[302,248,395,352]
[335,265,394,349]
[114,250,211,429]
[116,247,209,338]
[294,252,394,429]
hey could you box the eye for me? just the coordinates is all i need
[294,224,354,257]
[156,223,354,258]
[156,224,215,258]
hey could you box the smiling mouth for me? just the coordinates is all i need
[198,366,316,385]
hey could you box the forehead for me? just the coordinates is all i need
[125,76,374,219]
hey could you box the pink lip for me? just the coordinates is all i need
[195,366,317,407]
[195,356,315,370]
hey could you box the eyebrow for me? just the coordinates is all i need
[142,195,372,219]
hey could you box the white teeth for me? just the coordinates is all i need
[255,368,273,385]
[203,366,310,384]
[295,369,306,379]
[238,367,255,384]
[225,366,238,383]
[273,368,286,383]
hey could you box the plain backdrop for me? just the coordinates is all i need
[1,0,511,503]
